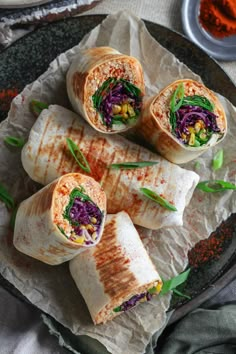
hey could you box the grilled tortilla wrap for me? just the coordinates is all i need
[67,46,145,134]
[13,173,106,265]
[21,104,199,230]
[136,79,227,164]
[69,211,162,324]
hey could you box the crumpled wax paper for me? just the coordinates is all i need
[0,10,236,354]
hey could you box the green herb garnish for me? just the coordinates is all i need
[120,78,141,97]
[0,183,15,210]
[57,225,68,237]
[113,306,122,313]
[212,149,224,171]
[173,289,191,300]
[148,286,158,294]
[181,95,214,112]
[9,206,18,230]
[92,78,115,109]
[197,180,236,192]
[4,136,25,148]
[66,138,91,174]
[194,161,201,170]
[160,268,191,296]
[30,100,49,118]
[108,161,159,170]
[170,83,185,112]
[140,187,177,211]
[169,83,185,131]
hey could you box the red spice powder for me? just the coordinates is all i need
[0,88,19,112]
[188,214,235,268]
[199,0,236,39]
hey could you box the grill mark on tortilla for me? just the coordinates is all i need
[69,125,87,174]
[43,121,62,185]
[150,160,168,216]
[23,181,57,217]
[134,149,154,218]
[72,72,88,104]
[85,137,101,180]
[118,145,142,215]
[57,117,77,175]
[107,144,130,213]
[87,137,109,182]
[34,114,51,180]
[94,218,138,298]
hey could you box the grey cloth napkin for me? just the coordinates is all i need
[158,303,236,354]
[0,286,68,354]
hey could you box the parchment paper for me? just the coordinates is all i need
[0,11,236,354]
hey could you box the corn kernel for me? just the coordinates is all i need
[188,126,195,134]
[90,217,97,224]
[156,282,163,293]
[194,122,202,133]
[121,103,128,114]
[112,104,121,115]
[73,236,85,244]
[127,104,135,117]
[189,133,195,146]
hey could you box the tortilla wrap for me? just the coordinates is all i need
[69,211,162,324]
[13,173,106,265]
[135,79,227,164]
[21,104,199,230]
[66,46,145,134]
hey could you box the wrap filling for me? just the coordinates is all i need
[92,77,142,128]
[57,186,104,245]
[113,281,162,313]
[169,83,222,147]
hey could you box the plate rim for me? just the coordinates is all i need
[0,0,52,9]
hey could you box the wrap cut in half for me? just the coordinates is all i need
[21,105,199,230]
[136,79,227,164]
[69,211,163,324]
[66,46,145,134]
[13,173,106,265]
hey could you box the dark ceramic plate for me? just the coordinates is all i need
[0,15,236,353]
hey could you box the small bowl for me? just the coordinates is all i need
[182,0,236,61]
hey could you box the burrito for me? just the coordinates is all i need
[69,211,163,324]
[136,79,227,164]
[13,173,106,265]
[21,104,199,230]
[66,46,145,133]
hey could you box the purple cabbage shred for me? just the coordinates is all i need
[175,105,220,144]
[99,82,141,127]
[69,197,102,238]
[119,291,152,312]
